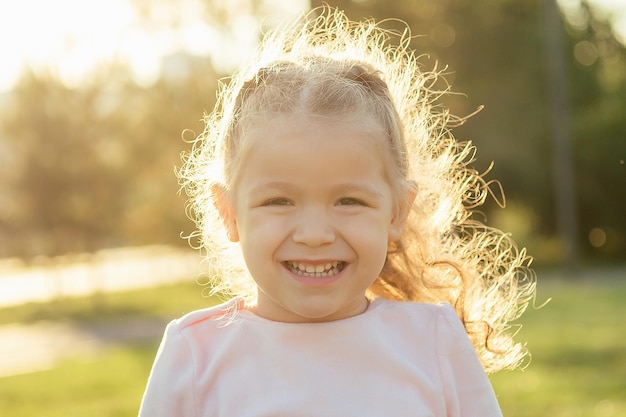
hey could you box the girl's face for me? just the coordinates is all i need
[217,114,411,323]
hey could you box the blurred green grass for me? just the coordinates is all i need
[492,276,626,417]
[1,274,625,417]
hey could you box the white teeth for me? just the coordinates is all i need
[286,261,344,277]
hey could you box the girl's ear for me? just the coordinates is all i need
[389,181,417,242]
[211,184,240,242]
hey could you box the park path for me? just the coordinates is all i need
[0,316,168,378]
[0,245,201,307]
[0,245,200,378]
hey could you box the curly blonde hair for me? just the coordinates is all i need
[178,7,536,373]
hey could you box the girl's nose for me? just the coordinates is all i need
[291,209,336,247]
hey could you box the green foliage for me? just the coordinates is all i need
[0,57,218,258]
[0,71,130,256]
[567,8,626,261]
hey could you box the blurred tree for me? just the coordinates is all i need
[543,0,580,271]
[0,70,129,257]
[565,2,626,261]
[0,55,218,258]
[115,53,219,248]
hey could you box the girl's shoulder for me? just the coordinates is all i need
[170,298,241,332]
[372,299,469,348]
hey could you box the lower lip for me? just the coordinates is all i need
[285,266,345,287]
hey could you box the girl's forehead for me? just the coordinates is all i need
[243,112,386,141]
[226,111,401,189]
[232,112,399,184]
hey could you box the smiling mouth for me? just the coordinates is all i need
[284,261,346,277]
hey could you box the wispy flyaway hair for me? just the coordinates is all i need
[178,7,536,373]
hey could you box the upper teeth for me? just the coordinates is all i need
[298,262,336,271]
[288,261,340,274]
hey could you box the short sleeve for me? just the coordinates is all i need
[436,304,503,417]
[138,320,197,417]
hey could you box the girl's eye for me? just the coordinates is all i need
[337,197,366,206]
[264,198,292,206]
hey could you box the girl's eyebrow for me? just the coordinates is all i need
[333,182,384,198]
[248,181,294,193]
[249,180,383,198]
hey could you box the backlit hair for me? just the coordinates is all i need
[178,7,536,373]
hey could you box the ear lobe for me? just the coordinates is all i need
[389,181,418,242]
[211,184,240,242]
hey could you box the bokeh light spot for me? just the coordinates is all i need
[589,228,607,247]
[574,40,599,65]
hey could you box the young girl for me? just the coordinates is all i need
[139,8,535,416]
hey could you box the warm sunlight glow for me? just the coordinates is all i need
[0,0,309,91]
[560,0,626,43]
[0,0,135,90]
[0,0,622,92]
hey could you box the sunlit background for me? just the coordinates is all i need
[0,0,624,92]
[0,0,311,90]
[0,0,625,416]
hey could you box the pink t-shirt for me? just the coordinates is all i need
[139,298,502,416]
